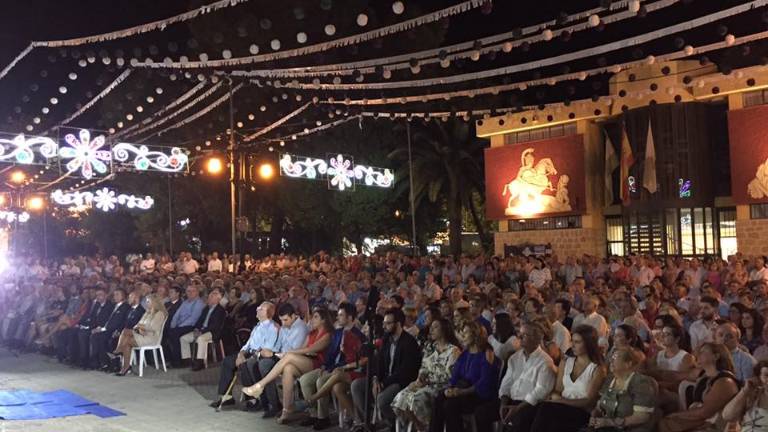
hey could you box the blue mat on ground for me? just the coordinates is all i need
[0,389,125,420]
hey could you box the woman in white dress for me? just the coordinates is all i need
[529,325,607,432]
[112,295,167,376]
[724,360,768,432]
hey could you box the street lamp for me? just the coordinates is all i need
[206,157,224,175]
[258,163,275,180]
[27,196,45,211]
[10,170,25,184]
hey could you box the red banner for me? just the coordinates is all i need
[729,105,768,204]
[484,134,586,219]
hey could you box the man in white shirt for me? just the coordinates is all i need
[181,252,199,275]
[207,252,222,273]
[528,258,552,289]
[475,322,556,432]
[689,295,719,351]
[634,257,656,291]
[572,295,609,347]
[750,256,768,284]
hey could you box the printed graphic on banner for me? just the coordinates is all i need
[485,134,585,219]
[728,105,768,204]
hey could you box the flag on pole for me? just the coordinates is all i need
[619,124,634,206]
[604,131,619,206]
[642,119,658,194]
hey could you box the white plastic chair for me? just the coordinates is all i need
[129,316,168,377]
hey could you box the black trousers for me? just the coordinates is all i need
[166,326,195,365]
[473,399,537,432]
[89,330,116,368]
[429,392,486,432]
[529,401,591,432]
[54,327,76,361]
[76,328,93,367]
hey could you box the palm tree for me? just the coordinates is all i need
[388,118,488,256]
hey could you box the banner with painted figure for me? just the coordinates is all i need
[729,105,768,204]
[485,134,586,219]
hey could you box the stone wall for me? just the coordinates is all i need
[736,218,768,256]
[494,227,605,258]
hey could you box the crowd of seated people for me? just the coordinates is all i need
[3,252,768,432]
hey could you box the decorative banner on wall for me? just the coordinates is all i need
[0,133,58,165]
[485,134,585,219]
[729,105,768,204]
[279,153,394,192]
[51,188,154,212]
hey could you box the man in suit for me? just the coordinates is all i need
[180,290,226,371]
[123,290,146,331]
[88,288,129,369]
[554,298,574,331]
[351,308,421,430]
[72,288,113,367]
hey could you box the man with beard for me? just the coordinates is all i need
[689,296,720,351]
[351,308,421,431]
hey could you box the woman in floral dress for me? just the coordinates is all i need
[392,318,461,432]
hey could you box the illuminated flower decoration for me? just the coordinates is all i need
[59,129,111,179]
[327,154,354,191]
[93,187,118,212]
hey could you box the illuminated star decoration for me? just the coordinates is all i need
[327,154,354,191]
[59,129,111,179]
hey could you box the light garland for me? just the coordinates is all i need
[279,152,393,191]
[112,143,189,172]
[139,83,243,140]
[135,0,490,70]
[51,187,154,212]
[0,134,58,164]
[254,115,360,145]
[57,69,133,127]
[224,0,676,80]
[322,29,768,107]
[276,0,766,92]
[243,103,311,142]
[127,81,224,140]
[112,81,208,139]
[0,0,253,81]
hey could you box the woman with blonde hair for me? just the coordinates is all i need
[111,294,168,376]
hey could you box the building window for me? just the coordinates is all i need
[718,207,737,259]
[617,207,726,257]
[503,123,578,145]
[507,215,581,231]
[750,203,768,219]
[743,90,768,108]
[606,216,624,256]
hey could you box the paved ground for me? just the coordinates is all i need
[0,347,347,432]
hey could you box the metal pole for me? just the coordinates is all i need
[228,79,237,257]
[406,121,418,256]
[43,210,48,261]
[167,176,173,257]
